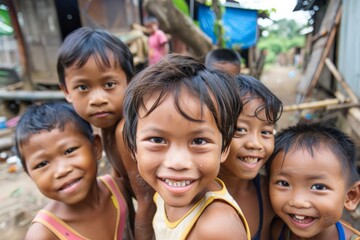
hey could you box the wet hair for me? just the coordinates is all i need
[123,53,242,156]
[236,74,283,125]
[266,122,360,187]
[205,48,241,70]
[57,27,134,88]
[15,101,94,174]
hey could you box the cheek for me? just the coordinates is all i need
[269,187,285,210]
[321,195,345,221]
[264,141,275,159]
[135,149,158,172]
[70,99,88,116]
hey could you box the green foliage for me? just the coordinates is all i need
[172,0,190,16]
[258,19,306,63]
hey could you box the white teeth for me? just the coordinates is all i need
[164,179,192,187]
[294,215,305,220]
[240,157,259,164]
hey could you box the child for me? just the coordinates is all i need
[204,48,242,76]
[144,16,169,65]
[57,27,154,239]
[122,53,251,239]
[266,122,360,239]
[15,102,131,239]
[218,74,283,240]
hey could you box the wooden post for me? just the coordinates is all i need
[3,0,34,89]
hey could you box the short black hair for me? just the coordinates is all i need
[123,53,242,156]
[205,48,241,68]
[57,27,134,88]
[266,122,360,186]
[15,101,94,174]
[235,74,283,124]
[144,16,158,25]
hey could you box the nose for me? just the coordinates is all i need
[54,160,73,179]
[89,88,108,107]
[163,144,192,170]
[244,133,263,151]
[288,190,311,209]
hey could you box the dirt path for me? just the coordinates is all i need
[260,65,301,130]
[0,161,46,239]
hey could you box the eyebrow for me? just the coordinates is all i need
[139,126,217,135]
[276,170,330,181]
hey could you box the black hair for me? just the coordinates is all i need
[15,101,94,174]
[144,16,159,25]
[236,74,283,124]
[266,122,360,186]
[123,53,242,156]
[57,27,134,88]
[205,48,242,68]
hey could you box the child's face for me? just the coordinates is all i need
[135,90,228,208]
[221,98,274,180]
[62,55,128,129]
[22,124,102,205]
[269,146,348,238]
[145,22,157,34]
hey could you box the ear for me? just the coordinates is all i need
[220,147,230,163]
[344,181,360,211]
[93,134,103,161]
[60,84,73,103]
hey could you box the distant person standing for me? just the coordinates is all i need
[144,16,169,65]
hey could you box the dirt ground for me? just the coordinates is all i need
[0,65,358,239]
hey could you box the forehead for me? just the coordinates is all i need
[240,97,267,120]
[142,90,204,113]
[68,52,120,71]
[273,144,342,172]
[141,88,220,125]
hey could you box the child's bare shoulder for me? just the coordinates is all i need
[24,222,58,240]
[191,200,248,239]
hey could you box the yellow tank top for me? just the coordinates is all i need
[153,178,251,239]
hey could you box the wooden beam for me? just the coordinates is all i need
[325,58,359,103]
[283,98,340,112]
[0,91,65,101]
[326,103,360,111]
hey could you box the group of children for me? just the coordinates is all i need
[15,26,360,239]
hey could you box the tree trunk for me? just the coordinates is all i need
[143,0,214,58]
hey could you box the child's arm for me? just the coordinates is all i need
[24,222,58,240]
[116,120,156,240]
[190,201,248,239]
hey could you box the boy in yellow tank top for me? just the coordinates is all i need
[123,54,251,239]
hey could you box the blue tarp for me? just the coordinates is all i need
[198,5,258,49]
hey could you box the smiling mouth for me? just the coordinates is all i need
[290,214,315,224]
[59,178,81,191]
[239,157,260,164]
[162,179,193,187]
